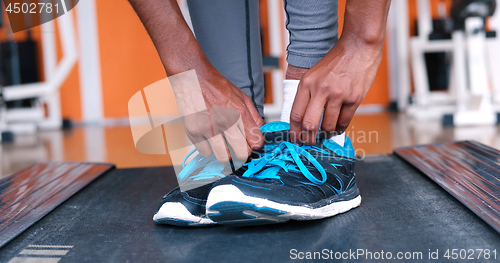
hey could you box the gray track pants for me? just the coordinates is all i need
[187,0,339,117]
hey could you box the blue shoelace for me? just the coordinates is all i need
[177,149,226,182]
[242,142,327,185]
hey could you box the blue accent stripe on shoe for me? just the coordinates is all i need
[155,218,195,226]
[183,197,205,207]
[208,201,286,224]
[232,179,271,190]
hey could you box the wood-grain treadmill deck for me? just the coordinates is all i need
[0,163,115,249]
[1,155,499,263]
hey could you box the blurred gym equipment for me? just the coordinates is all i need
[394,0,500,126]
[0,6,77,141]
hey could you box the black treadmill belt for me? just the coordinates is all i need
[395,141,500,234]
[1,155,498,262]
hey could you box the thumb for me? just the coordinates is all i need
[244,96,265,127]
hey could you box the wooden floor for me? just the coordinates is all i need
[2,111,500,178]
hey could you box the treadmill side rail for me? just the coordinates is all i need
[395,140,500,234]
[0,162,115,249]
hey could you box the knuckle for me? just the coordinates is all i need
[346,93,363,104]
[301,75,315,88]
[322,124,335,132]
[330,88,343,98]
[289,112,302,124]
[232,100,246,110]
[255,117,265,127]
[185,125,202,135]
[302,121,317,132]
[317,81,330,92]
[239,108,249,118]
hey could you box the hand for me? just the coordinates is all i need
[173,69,264,163]
[289,38,383,145]
[200,72,265,163]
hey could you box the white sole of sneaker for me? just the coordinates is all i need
[154,202,216,226]
[206,185,361,225]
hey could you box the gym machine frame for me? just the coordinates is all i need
[394,0,500,126]
[0,9,77,138]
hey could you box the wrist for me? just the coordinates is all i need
[161,51,213,77]
[157,31,214,77]
[286,65,309,80]
[335,34,384,63]
[339,31,384,53]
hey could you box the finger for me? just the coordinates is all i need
[235,115,259,162]
[185,126,213,157]
[235,115,253,158]
[192,139,213,157]
[242,97,264,150]
[321,101,342,138]
[240,109,264,150]
[208,134,231,163]
[301,95,327,145]
[245,96,265,127]
[223,120,251,162]
[336,103,358,134]
[184,111,221,158]
[289,87,310,144]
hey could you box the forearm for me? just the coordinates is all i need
[341,0,391,48]
[128,0,213,76]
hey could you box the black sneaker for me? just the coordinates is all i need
[153,149,231,226]
[153,122,287,226]
[206,121,361,226]
[154,183,218,226]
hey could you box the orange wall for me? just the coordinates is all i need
[96,0,167,119]
[56,14,83,121]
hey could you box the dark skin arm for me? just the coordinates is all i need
[287,0,392,145]
[128,0,264,162]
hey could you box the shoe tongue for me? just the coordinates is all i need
[260,121,290,133]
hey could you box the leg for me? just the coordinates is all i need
[187,0,265,117]
[280,0,344,146]
[284,0,339,78]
